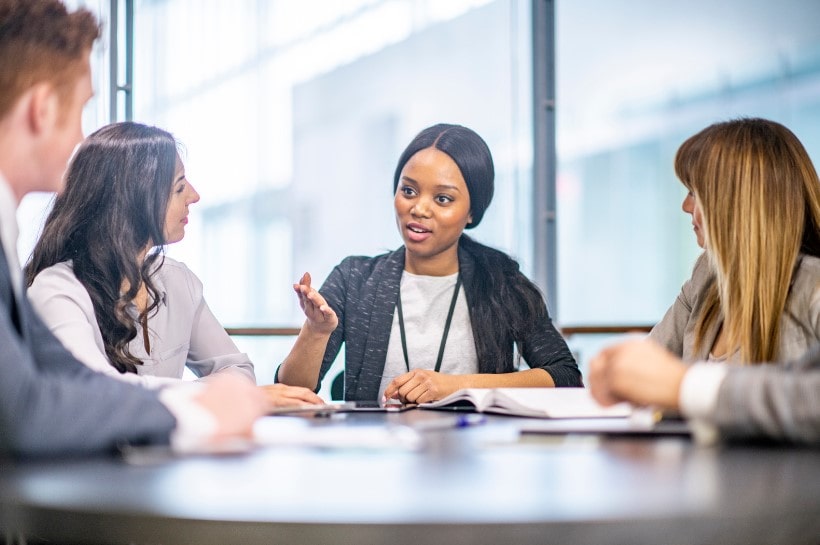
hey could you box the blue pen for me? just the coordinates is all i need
[454,414,487,427]
[413,413,487,431]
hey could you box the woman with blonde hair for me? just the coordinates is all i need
[652,117,820,364]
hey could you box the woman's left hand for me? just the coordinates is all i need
[260,383,325,408]
[383,370,462,404]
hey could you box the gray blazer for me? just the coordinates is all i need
[715,343,820,444]
[310,244,581,400]
[0,246,176,457]
[651,253,820,362]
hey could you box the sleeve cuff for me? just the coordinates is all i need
[679,362,729,445]
[158,383,218,453]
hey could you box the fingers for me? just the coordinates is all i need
[261,384,324,408]
[293,273,338,326]
[304,290,333,319]
[588,351,621,406]
[383,371,415,401]
[195,374,268,441]
[386,370,444,404]
[587,339,687,410]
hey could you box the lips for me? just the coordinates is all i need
[406,222,432,243]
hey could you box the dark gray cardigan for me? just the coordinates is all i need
[312,244,581,401]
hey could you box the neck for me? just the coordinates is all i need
[404,246,459,276]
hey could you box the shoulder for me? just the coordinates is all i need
[321,249,403,304]
[29,261,87,300]
[459,238,526,284]
[676,252,713,303]
[794,254,820,282]
[27,261,96,318]
[689,252,713,283]
[791,254,820,308]
[336,249,400,274]
[155,256,203,302]
[328,249,402,284]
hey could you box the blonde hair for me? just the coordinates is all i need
[674,118,820,363]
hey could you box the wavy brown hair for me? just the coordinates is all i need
[25,122,177,373]
[674,118,820,363]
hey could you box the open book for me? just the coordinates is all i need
[419,388,632,418]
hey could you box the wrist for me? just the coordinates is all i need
[301,321,333,338]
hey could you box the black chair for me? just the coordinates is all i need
[330,371,344,401]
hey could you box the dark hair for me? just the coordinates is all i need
[0,0,100,119]
[395,124,549,369]
[458,236,550,373]
[393,123,494,228]
[25,122,178,374]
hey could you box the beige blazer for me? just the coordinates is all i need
[650,253,820,363]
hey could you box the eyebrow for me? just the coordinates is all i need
[174,173,186,184]
[400,176,462,192]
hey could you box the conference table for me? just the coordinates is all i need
[1,408,818,545]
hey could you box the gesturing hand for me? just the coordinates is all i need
[293,272,338,336]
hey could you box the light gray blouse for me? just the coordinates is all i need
[27,258,255,388]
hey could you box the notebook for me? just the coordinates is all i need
[419,388,631,418]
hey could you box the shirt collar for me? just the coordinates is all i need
[0,171,22,295]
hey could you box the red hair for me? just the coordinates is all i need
[0,0,100,119]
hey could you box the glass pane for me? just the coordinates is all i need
[556,0,820,372]
[132,0,534,385]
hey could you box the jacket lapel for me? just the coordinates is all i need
[0,247,23,336]
[349,248,405,400]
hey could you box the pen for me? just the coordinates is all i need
[413,414,487,431]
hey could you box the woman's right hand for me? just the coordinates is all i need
[293,272,338,336]
[588,338,687,410]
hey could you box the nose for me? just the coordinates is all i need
[188,183,201,205]
[411,197,431,218]
[682,192,694,214]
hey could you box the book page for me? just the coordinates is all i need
[490,388,632,418]
[421,388,495,411]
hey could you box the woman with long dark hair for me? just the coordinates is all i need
[26,122,323,406]
[277,123,581,402]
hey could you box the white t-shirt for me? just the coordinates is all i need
[379,270,479,399]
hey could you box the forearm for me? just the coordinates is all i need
[713,366,820,444]
[455,368,555,389]
[277,324,331,389]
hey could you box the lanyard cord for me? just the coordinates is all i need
[396,272,462,373]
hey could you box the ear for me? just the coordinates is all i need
[26,83,59,136]
[467,211,473,225]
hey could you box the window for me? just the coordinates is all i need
[132,0,534,390]
[556,0,820,369]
